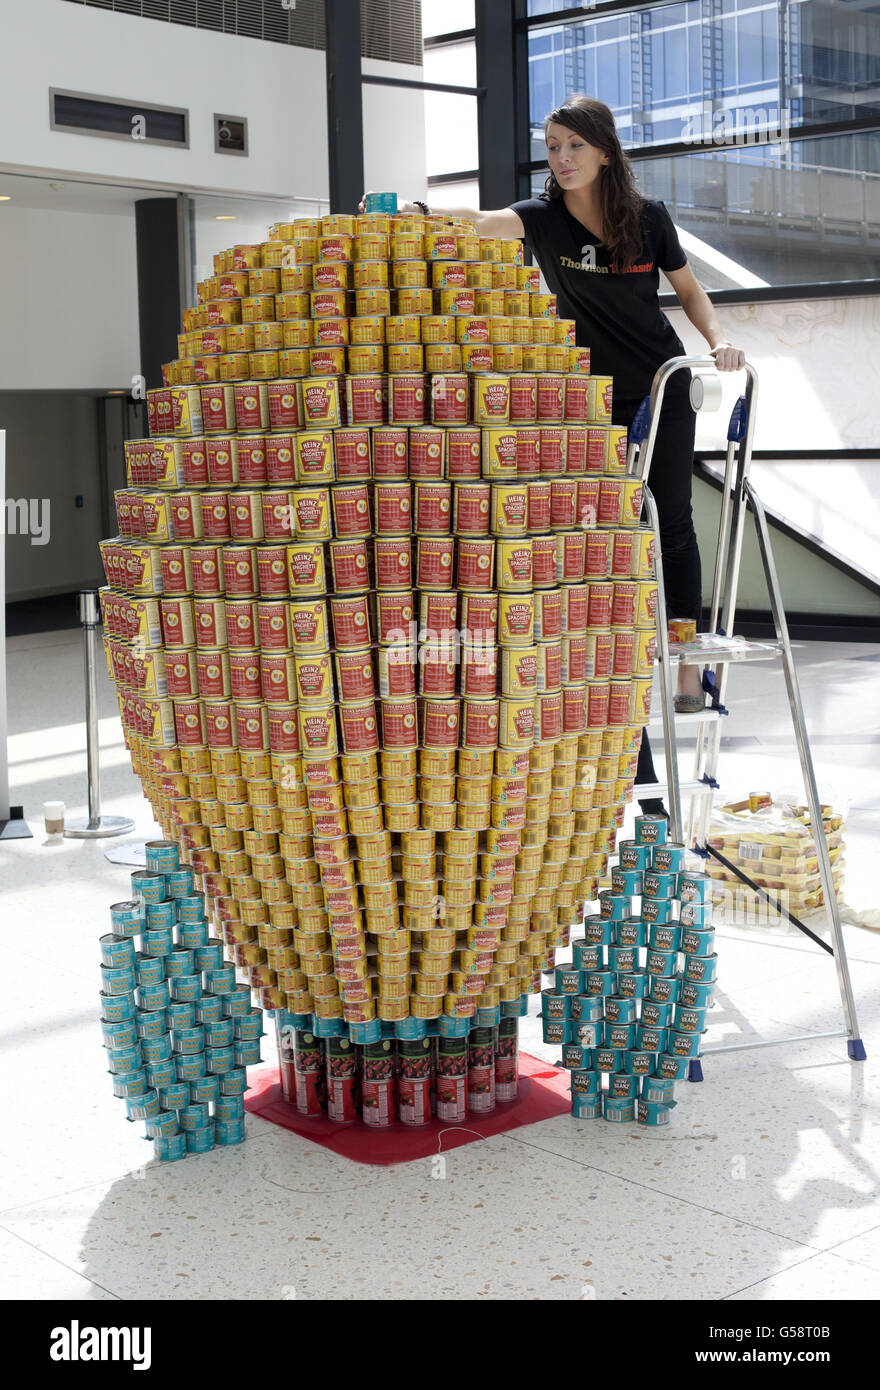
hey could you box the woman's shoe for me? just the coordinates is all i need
[674,693,705,714]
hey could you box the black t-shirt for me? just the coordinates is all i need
[509,194,688,400]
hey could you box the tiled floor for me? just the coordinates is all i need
[1,631,878,1300]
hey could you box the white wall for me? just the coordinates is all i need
[0,201,140,391]
[0,0,329,198]
[362,59,428,208]
[1,394,106,601]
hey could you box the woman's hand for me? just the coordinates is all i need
[709,343,746,371]
[357,191,416,214]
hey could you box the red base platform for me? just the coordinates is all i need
[244,1051,571,1165]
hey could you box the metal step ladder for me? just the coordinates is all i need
[626,355,866,1071]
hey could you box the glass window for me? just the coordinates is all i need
[422,0,474,38]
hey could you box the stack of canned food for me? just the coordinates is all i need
[100,841,262,1159]
[97,204,659,1056]
[542,813,716,1126]
[276,1003,521,1127]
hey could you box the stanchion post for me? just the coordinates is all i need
[0,428,32,839]
[64,589,135,840]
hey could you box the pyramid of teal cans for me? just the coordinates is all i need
[100,842,263,1159]
[540,813,715,1125]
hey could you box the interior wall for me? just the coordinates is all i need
[1,395,108,602]
[0,202,140,392]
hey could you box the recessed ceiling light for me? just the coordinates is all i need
[215,215,237,221]
[0,196,11,202]
[107,389,126,395]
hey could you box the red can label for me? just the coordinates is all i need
[563,635,588,683]
[398,1075,432,1126]
[534,589,562,641]
[461,645,497,696]
[335,650,375,701]
[226,600,258,649]
[565,426,587,475]
[509,374,536,424]
[557,531,585,583]
[452,482,490,535]
[562,684,586,733]
[416,538,453,588]
[446,429,482,478]
[234,702,268,750]
[460,592,497,644]
[202,700,233,748]
[540,428,566,474]
[335,429,372,479]
[587,582,614,629]
[332,484,372,537]
[536,374,564,423]
[254,601,289,650]
[467,1063,496,1112]
[584,531,611,579]
[381,697,418,748]
[330,595,371,648]
[550,479,577,528]
[527,480,551,532]
[420,696,460,748]
[515,428,541,476]
[266,381,302,431]
[347,375,386,426]
[409,429,445,478]
[431,375,468,426]
[256,545,290,597]
[594,631,613,679]
[456,538,494,590]
[234,383,268,432]
[435,1075,466,1122]
[339,700,380,753]
[373,428,408,477]
[267,703,301,753]
[586,427,608,473]
[379,645,416,697]
[611,531,635,578]
[361,1077,395,1128]
[194,598,225,647]
[414,483,451,534]
[374,536,412,588]
[597,478,624,526]
[168,493,200,542]
[229,492,263,542]
[532,535,557,587]
[586,680,610,728]
[265,434,296,484]
[195,649,228,698]
[200,491,230,540]
[223,547,259,596]
[200,387,235,433]
[461,698,499,749]
[181,440,209,485]
[612,630,637,676]
[536,690,562,742]
[563,376,589,422]
[420,591,458,641]
[374,482,411,534]
[330,539,370,592]
[388,374,427,425]
[261,491,294,540]
[237,437,267,484]
[611,582,638,627]
[326,1076,358,1125]
[376,591,415,644]
[420,649,458,698]
[231,651,264,699]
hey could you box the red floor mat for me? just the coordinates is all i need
[244,1052,571,1165]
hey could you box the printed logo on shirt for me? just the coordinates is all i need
[558,250,654,277]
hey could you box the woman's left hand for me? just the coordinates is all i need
[709,342,746,371]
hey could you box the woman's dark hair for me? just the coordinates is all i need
[543,96,643,272]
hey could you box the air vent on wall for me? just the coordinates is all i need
[50,89,189,146]
[61,0,423,63]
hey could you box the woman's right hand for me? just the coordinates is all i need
[358,191,416,214]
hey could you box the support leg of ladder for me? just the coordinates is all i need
[643,486,682,842]
[746,480,866,1060]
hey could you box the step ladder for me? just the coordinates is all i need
[626,355,866,1072]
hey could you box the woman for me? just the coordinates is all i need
[360,95,744,810]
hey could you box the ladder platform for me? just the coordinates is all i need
[647,707,727,731]
[634,779,712,801]
[667,634,782,665]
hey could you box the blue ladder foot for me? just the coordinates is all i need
[848,1038,867,1061]
[687,1058,704,1082]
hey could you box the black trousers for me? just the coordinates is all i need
[611,389,701,796]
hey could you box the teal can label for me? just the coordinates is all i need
[125,1090,160,1120]
[135,955,166,987]
[205,1019,235,1048]
[100,964,136,996]
[112,1069,147,1098]
[643,870,677,900]
[176,1052,207,1080]
[618,840,651,870]
[641,897,671,925]
[185,1125,215,1154]
[189,1075,221,1104]
[651,842,686,873]
[598,892,629,922]
[165,1002,195,1028]
[637,1098,676,1125]
[594,1046,623,1072]
[603,996,637,1025]
[670,1029,701,1057]
[673,1005,707,1034]
[640,1000,672,1029]
[681,928,715,957]
[679,901,713,928]
[615,917,646,947]
[142,927,174,958]
[166,868,195,899]
[678,871,711,903]
[541,1017,569,1044]
[656,1051,690,1079]
[100,991,135,1022]
[609,1072,638,1098]
[100,934,137,969]
[222,987,252,1017]
[611,867,643,896]
[541,990,570,1019]
[145,901,175,931]
[205,1044,235,1073]
[102,1020,138,1048]
[131,870,167,905]
[649,923,682,952]
[164,949,195,979]
[195,996,223,1024]
[648,974,681,1003]
[158,1083,190,1110]
[206,966,236,994]
[107,1043,143,1074]
[145,1058,177,1088]
[136,980,170,1011]
[623,1049,657,1076]
[607,945,636,973]
[573,940,602,970]
[605,1022,636,1049]
[171,974,203,1003]
[234,1039,261,1066]
[140,1035,172,1063]
[145,1112,179,1139]
[155,1131,187,1161]
[637,1025,668,1052]
[234,1009,264,1042]
[562,1043,592,1069]
[171,1026,205,1055]
[683,952,718,983]
[179,1102,211,1132]
[646,949,678,978]
[586,969,617,997]
[219,1067,249,1096]
[110,900,144,936]
[195,941,224,972]
[145,840,180,873]
[215,1117,246,1145]
[602,1094,636,1121]
[617,970,648,999]
[571,1093,601,1119]
[569,996,603,1022]
[215,1094,246,1121]
[570,1067,600,1096]
[634,814,667,846]
[641,1075,676,1102]
[679,979,715,1008]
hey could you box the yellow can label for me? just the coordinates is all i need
[289,600,329,654]
[496,538,533,591]
[490,483,528,535]
[294,431,334,484]
[498,697,536,749]
[481,429,518,479]
[497,592,535,646]
[392,260,429,289]
[501,645,538,696]
[586,375,614,424]
[471,374,510,426]
[349,315,386,346]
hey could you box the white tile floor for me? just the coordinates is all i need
[1,630,878,1301]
